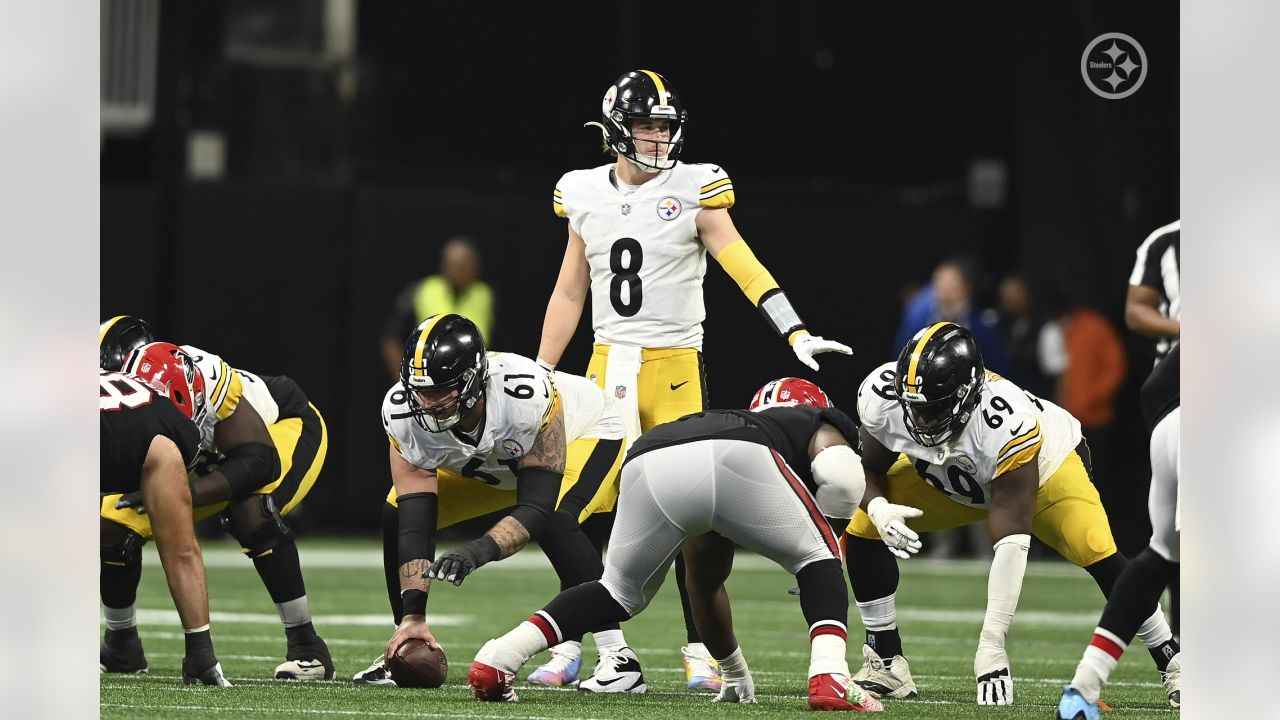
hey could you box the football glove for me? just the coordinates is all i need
[427,537,499,586]
[114,491,146,514]
[535,358,555,373]
[792,334,852,371]
[866,496,923,559]
[712,673,757,704]
[975,645,1013,706]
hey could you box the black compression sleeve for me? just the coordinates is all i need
[216,442,280,499]
[510,466,560,540]
[397,492,438,615]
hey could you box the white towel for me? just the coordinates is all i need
[602,344,643,445]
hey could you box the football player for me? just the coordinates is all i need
[99,347,230,686]
[536,68,852,690]
[467,383,881,711]
[845,322,1180,706]
[1057,344,1182,718]
[360,313,642,691]
[99,316,334,680]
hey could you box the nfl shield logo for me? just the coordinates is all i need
[615,385,627,399]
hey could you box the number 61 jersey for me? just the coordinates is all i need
[554,161,735,349]
[382,352,625,490]
[857,362,1082,509]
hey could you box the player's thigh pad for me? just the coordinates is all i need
[558,436,626,520]
[600,443,714,615]
[1031,450,1118,566]
[845,454,989,540]
[708,439,841,573]
[1147,408,1180,562]
[637,348,705,430]
[386,470,517,530]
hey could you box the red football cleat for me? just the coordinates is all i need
[809,673,884,712]
[468,661,518,702]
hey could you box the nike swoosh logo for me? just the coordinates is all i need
[712,166,721,173]
[1010,423,1024,436]
[670,381,690,391]
[594,674,635,686]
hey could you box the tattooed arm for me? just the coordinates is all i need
[427,406,568,586]
[385,445,442,653]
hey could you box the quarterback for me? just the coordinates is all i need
[99,316,334,680]
[362,313,642,691]
[846,322,1179,706]
[536,68,851,690]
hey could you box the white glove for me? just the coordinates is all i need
[865,496,923,559]
[712,673,757,704]
[535,357,555,373]
[792,333,852,371]
[975,645,1013,705]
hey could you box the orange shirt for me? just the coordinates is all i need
[1058,309,1127,427]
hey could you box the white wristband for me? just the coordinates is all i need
[535,357,556,372]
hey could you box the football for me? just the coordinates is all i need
[389,638,448,688]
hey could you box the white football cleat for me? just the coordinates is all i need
[527,642,583,687]
[1161,653,1180,708]
[579,646,647,694]
[352,655,396,686]
[852,644,918,699]
[682,643,723,691]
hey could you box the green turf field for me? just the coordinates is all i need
[100,538,1175,719]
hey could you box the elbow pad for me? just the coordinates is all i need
[511,466,560,539]
[811,445,865,518]
[218,442,280,500]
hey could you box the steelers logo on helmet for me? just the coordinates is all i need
[400,313,490,433]
[893,322,985,447]
[590,69,688,173]
[656,196,682,220]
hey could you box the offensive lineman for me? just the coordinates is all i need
[467,388,881,711]
[536,68,852,690]
[846,322,1180,706]
[99,348,230,686]
[364,314,643,691]
[99,317,334,680]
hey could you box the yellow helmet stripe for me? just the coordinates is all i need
[639,69,668,105]
[906,322,951,392]
[411,314,451,379]
[99,315,127,346]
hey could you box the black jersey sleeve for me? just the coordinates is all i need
[261,374,311,419]
[100,375,201,494]
[1140,342,1180,430]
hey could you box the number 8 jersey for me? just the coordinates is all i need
[381,352,625,490]
[554,161,735,349]
[857,362,1083,508]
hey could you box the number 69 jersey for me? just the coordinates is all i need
[180,344,280,453]
[382,352,625,490]
[554,161,735,349]
[857,362,1082,509]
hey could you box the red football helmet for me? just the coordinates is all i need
[123,342,209,425]
[749,377,832,411]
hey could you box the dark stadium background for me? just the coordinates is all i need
[100,1,1177,549]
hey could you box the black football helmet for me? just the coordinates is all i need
[400,313,489,432]
[589,69,688,172]
[100,315,156,371]
[894,322,985,447]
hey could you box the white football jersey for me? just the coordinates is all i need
[181,344,280,451]
[383,352,624,491]
[554,161,736,349]
[857,362,1082,509]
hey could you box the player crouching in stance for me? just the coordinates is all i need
[365,313,642,691]
[846,322,1179,706]
[99,347,230,686]
[1057,345,1182,718]
[469,382,883,711]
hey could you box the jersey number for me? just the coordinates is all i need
[609,238,643,317]
[913,458,986,505]
[100,374,154,412]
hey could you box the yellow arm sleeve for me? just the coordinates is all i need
[716,239,780,305]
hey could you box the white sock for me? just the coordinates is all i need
[479,622,550,673]
[1070,628,1125,704]
[104,604,137,631]
[856,593,897,632]
[550,639,582,658]
[1135,605,1173,648]
[276,596,312,628]
[593,630,625,654]
[808,631,850,677]
[716,646,750,683]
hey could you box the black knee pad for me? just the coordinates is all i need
[223,494,295,558]
[101,520,146,566]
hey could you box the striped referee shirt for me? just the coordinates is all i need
[1129,220,1180,359]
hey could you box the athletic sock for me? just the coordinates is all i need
[1071,627,1125,704]
[103,604,138,632]
[593,629,626,655]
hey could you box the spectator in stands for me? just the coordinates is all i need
[381,237,494,379]
[995,274,1053,399]
[894,256,1008,376]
